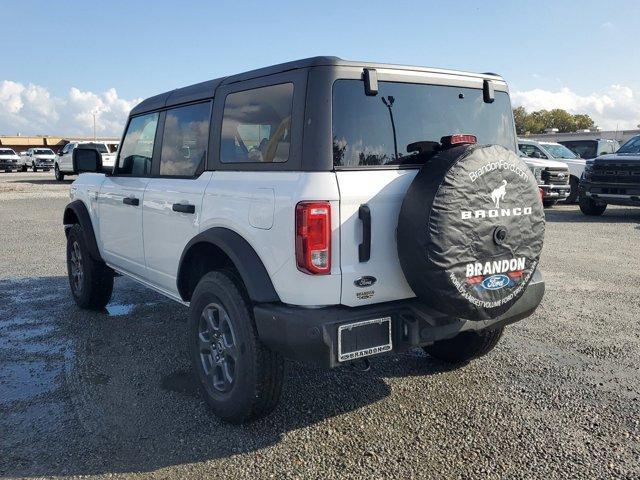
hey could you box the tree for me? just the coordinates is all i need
[513,107,597,134]
[513,106,527,135]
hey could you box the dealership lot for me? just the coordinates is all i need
[0,172,638,479]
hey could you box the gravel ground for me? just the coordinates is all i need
[0,171,638,479]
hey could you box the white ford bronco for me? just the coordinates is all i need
[63,57,546,423]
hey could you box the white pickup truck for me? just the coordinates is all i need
[55,142,116,181]
[18,148,56,172]
[63,57,546,423]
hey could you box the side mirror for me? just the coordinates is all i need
[73,147,102,173]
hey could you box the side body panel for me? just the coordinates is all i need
[200,171,341,306]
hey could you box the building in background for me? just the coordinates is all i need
[522,129,640,145]
[0,135,120,154]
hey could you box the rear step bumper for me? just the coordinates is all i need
[254,270,545,368]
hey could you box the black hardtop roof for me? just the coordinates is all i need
[130,56,503,116]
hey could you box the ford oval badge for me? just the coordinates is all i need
[481,274,510,290]
[354,276,377,288]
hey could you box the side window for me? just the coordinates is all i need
[115,112,159,176]
[159,102,211,177]
[220,83,293,163]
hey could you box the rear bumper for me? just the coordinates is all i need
[254,270,545,368]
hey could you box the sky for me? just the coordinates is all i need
[1,0,639,136]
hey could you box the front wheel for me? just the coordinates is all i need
[20,165,27,172]
[579,196,607,216]
[423,327,504,364]
[66,224,114,310]
[190,271,284,423]
[54,164,64,181]
[32,163,37,172]
[566,176,580,203]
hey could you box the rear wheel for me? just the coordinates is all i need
[579,196,607,216]
[54,164,64,181]
[66,224,114,310]
[190,271,284,423]
[423,327,504,364]
[32,163,37,172]
[542,199,557,208]
[20,165,27,172]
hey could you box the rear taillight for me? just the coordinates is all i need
[295,201,331,275]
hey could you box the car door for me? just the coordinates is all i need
[59,143,74,171]
[142,101,212,294]
[97,112,159,278]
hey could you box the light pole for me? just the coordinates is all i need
[91,109,99,140]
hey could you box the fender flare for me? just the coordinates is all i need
[63,200,102,261]
[177,227,280,304]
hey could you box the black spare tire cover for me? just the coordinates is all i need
[397,144,545,320]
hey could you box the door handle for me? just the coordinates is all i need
[172,203,195,214]
[358,204,371,262]
[123,197,139,206]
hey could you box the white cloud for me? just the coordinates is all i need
[512,85,640,130]
[0,80,141,137]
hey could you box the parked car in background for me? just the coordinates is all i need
[579,135,640,215]
[17,148,56,172]
[560,139,619,159]
[0,148,20,172]
[518,139,571,207]
[55,142,116,181]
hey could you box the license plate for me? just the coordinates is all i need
[337,317,392,362]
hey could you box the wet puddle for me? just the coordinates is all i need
[105,304,136,316]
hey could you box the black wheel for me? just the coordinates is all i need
[579,196,607,216]
[66,224,114,310]
[32,163,37,172]
[542,199,557,208]
[423,327,504,364]
[21,165,27,172]
[566,176,579,203]
[54,164,64,181]
[190,271,284,423]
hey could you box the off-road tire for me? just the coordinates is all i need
[579,196,607,216]
[66,224,114,310]
[542,199,557,208]
[566,176,579,203]
[423,327,504,364]
[55,164,64,181]
[189,271,284,423]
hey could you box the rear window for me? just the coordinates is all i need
[560,140,596,159]
[332,80,516,168]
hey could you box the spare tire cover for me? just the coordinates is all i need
[397,144,545,320]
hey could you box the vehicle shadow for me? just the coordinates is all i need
[544,205,640,224]
[6,178,72,186]
[0,275,454,478]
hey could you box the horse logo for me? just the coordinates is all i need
[490,179,507,208]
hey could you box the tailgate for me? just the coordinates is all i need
[336,169,417,306]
